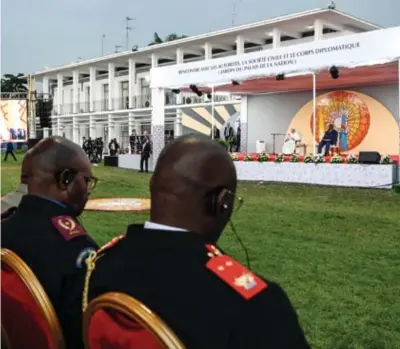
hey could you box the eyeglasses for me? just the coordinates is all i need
[226,190,244,213]
[83,175,98,191]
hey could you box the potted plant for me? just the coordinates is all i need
[313,155,326,163]
[244,154,253,161]
[304,154,313,163]
[330,155,343,164]
[275,153,285,163]
[257,153,269,162]
[230,153,239,161]
[346,154,358,164]
[380,155,393,164]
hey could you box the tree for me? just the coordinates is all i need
[1,73,28,92]
[148,32,187,46]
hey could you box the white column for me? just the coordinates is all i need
[89,115,96,138]
[176,48,184,64]
[240,96,248,152]
[108,62,115,110]
[314,20,323,41]
[107,114,114,141]
[174,111,183,137]
[42,76,50,96]
[175,48,184,106]
[128,112,134,137]
[272,29,281,49]
[57,74,63,115]
[128,59,136,109]
[72,116,79,143]
[151,53,158,68]
[43,127,50,138]
[204,42,213,60]
[89,67,96,112]
[236,35,245,55]
[151,87,165,166]
[56,118,62,136]
[72,70,79,113]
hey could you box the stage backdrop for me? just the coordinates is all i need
[0,99,28,143]
[247,84,399,155]
[182,104,241,135]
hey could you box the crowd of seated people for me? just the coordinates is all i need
[1,135,311,349]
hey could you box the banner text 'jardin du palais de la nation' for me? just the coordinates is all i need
[150,26,400,88]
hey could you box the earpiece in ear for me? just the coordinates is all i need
[59,169,77,186]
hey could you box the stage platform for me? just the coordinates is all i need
[233,153,399,189]
[116,153,399,189]
[118,154,154,171]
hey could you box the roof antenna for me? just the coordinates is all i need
[328,1,336,9]
[231,0,242,27]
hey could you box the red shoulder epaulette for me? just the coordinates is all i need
[51,216,87,241]
[205,244,267,300]
[97,234,125,255]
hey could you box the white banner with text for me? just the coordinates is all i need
[150,26,400,88]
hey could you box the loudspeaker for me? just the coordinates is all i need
[359,151,381,164]
[104,156,118,167]
[27,138,40,149]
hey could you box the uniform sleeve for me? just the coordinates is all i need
[227,281,311,349]
[59,236,99,349]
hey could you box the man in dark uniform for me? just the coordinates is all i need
[1,150,32,219]
[224,123,234,152]
[2,136,99,349]
[139,130,151,173]
[87,134,310,349]
[3,141,17,161]
[129,130,138,154]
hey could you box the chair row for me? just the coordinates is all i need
[1,248,185,349]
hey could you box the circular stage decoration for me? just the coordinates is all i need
[310,91,371,151]
[85,198,151,212]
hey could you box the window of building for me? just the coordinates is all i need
[121,81,129,108]
[85,86,90,112]
[103,84,109,110]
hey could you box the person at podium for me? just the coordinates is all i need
[318,124,338,156]
[282,128,300,155]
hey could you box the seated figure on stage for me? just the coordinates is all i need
[282,128,300,155]
[318,124,338,156]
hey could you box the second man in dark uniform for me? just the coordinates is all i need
[2,136,99,349]
[86,134,310,349]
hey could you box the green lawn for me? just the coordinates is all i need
[2,154,400,349]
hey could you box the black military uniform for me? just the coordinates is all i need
[1,195,99,349]
[88,225,310,349]
[139,136,151,172]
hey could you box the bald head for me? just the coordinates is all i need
[20,149,33,184]
[27,136,93,215]
[153,134,236,194]
[30,136,88,176]
[151,134,237,241]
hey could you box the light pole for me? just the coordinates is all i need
[101,34,106,55]
[125,16,134,51]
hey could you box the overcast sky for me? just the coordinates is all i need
[1,0,399,74]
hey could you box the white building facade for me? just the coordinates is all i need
[32,8,379,151]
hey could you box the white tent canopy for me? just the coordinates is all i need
[150,26,400,89]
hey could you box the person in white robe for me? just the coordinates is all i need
[282,128,300,155]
